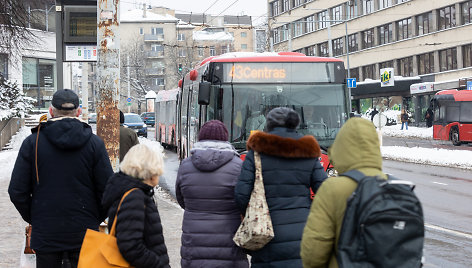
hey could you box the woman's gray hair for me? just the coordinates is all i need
[51,106,78,117]
[120,144,164,181]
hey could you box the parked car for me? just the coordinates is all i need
[140,112,155,126]
[124,113,147,137]
[88,113,97,124]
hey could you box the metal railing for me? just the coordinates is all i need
[145,67,165,76]
[144,34,164,42]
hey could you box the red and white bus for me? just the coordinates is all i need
[432,89,472,146]
[159,52,350,176]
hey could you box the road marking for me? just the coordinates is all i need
[432,181,448,186]
[425,223,472,239]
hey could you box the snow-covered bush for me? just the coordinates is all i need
[0,76,35,121]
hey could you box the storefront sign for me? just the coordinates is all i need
[380,68,394,87]
[410,82,434,94]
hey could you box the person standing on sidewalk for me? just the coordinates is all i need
[235,107,327,267]
[401,109,409,130]
[425,107,434,128]
[120,110,139,161]
[176,120,249,268]
[102,144,170,268]
[8,89,113,268]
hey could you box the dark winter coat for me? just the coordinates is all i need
[102,172,170,268]
[176,140,249,268]
[8,117,113,253]
[235,127,327,268]
[120,125,139,161]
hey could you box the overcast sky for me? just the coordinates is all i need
[121,0,268,18]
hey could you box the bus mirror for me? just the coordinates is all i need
[198,82,211,105]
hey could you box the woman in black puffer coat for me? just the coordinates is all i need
[102,144,170,268]
[235,107,328,268]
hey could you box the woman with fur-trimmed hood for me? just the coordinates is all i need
[235,107,328,268]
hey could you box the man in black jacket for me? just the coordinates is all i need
[8,89,114,268]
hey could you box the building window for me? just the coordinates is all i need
[139,28,143,35]
[281,0,289,13]
[396,18,412,40]
[332,4,343,23]
[178,33,185,41]
[463,44,472,67]
[198,47,204,57]
[348,34,358,52]
[462,1,472,24]
[178,48,186,57]
[438,5,456,30]
[418,52,435,75]
[318,10,328,29]
[305,15,316,33]
[294,20,303,37]
[349,67,359,81]
[210,46,216,56]
[362,64,375,80]
[273,28,280,43]
[151,27,163,36]
[379,0,392,9]
[439,47,457,71]
[0,54,7,79]
[379,60,394,70]
[241,44,248,50]
[398,56,413,76]
[241,32,247,38]
[378,23,393,45]
[152,78,165,86]
[416,12,432,35]
[333,37,344,56]
[305,45,316,56]
[347,0,358,19]
[271,1,280,16]
[363,0,374,15]
[22,57,57,108]
[293,0,303,8]
[319,42,329,57]
[362,28,374,49]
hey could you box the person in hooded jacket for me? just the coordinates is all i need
[235,107,328,268]
[300,117,387,268]
[8,89,113,268]
[176,120,249,268]
[102,144,170,268]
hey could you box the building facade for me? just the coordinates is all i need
[269,0,472,125]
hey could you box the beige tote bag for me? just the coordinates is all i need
[233,151,274,250]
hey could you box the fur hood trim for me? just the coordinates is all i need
[247,131,321,158]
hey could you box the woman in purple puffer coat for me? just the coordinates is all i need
[176,120,249,268]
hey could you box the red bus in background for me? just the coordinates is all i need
[173,52,350,177]
[432,89,472,146]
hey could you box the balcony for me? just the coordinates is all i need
[146,51,164,58]
[144,34,164,42]
[149,85,165,91]
[145,67,165,76]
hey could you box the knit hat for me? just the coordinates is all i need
[266,107,300,131]
[198,120,228,141]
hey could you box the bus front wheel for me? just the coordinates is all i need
[451,128,461,146]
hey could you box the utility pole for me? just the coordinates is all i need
[127,55,131,113]
[81,63,89,122]
[55,0,63,90]
[97,0,121,170]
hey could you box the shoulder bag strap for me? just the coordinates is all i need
[340,170,365,183]
[254,151,262,183]
[109,188,138,236]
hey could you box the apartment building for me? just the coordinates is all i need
[269,0,472,125]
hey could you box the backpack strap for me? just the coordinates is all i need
[340,169,366,183]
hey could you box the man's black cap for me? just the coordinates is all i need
[52,89,79,110]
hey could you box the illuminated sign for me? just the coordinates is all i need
[222,63,338,83]
[228,65,287,80]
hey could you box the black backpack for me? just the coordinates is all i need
[337,170,424,268]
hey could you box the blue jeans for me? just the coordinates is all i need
[401,121,408,130]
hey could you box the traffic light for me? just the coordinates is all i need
[178,64,183,73]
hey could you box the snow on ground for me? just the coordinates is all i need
[380,125,433,139]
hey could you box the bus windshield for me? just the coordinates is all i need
[207,83,348,150]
